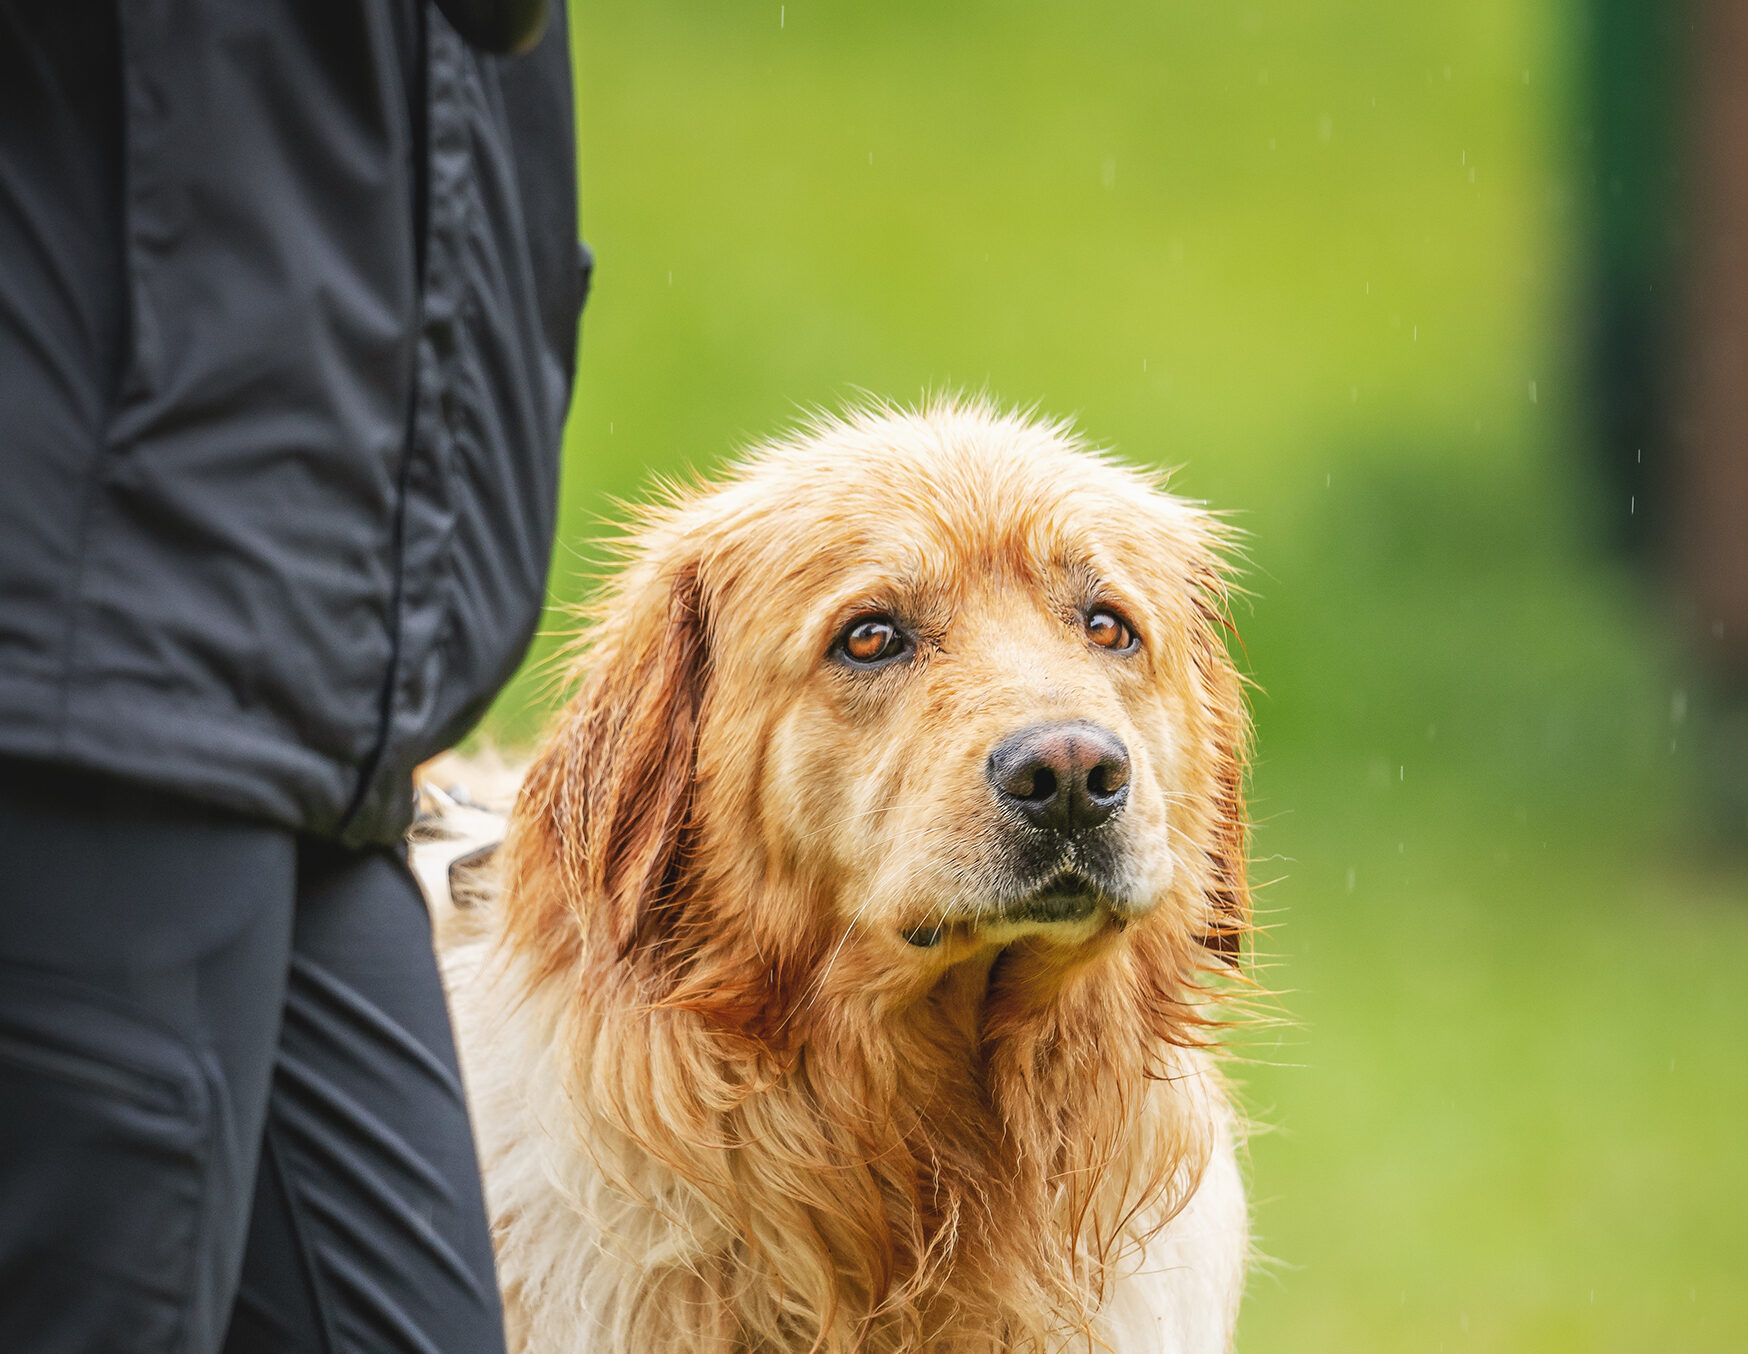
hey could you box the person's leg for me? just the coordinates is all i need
[221,838,505,1354]
[0,761,297,1354]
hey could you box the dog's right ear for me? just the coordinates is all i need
[1187,590,1250,963]
[508,563,709,966]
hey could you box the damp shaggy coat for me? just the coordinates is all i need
[437,402,1255,1353]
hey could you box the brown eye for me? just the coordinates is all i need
[1086,608,1138,653]
[838,615,908,667]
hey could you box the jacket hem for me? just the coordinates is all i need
[0,670,370,840]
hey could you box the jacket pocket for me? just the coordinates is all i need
[0,1025,183,1106]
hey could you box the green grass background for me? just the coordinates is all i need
[485,2,1748,1347]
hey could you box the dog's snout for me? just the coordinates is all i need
[987,721,1130,834]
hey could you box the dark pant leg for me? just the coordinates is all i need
[0,762,297,1354]
[222,839,505,1354]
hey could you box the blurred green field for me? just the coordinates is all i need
[486,1,1748,1347]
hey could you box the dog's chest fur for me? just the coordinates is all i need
[441,934,1246,1354]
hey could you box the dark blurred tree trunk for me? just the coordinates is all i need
[1671,0,1748,839]
[1586,0,1748,839]
[1582,0,1683,557]
[1673,1,1748,700]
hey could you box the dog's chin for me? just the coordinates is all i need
[901,869,1147,949]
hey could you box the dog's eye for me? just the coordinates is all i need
[837,615,908,667]
[1086,608,1139,654]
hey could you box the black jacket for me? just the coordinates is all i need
[0,0,585,844]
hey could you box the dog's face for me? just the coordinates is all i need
[515,403,1246,1013]
[702,473,1221,963]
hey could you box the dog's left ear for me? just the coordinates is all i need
[1187,570,1251,963]
[509,562,709,966]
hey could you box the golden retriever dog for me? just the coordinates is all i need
[436,400,1254,1353]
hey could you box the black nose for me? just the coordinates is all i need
[987,721,1131,834]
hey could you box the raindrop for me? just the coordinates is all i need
[1529,380,1538,404]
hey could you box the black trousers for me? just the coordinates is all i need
[0,764,506,1354]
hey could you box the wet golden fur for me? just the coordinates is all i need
[443,401,1253,1352]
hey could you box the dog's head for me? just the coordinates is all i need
[508,401,1248,1031]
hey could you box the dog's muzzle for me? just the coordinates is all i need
[901,722,1144,948]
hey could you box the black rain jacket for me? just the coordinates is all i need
[0,0,586,844]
